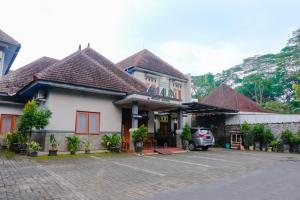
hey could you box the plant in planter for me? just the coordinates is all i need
[6,132,27,154]
[181,123,192,150]
[281,129,293,152]
[65,135,80,155]
[17,100,52,155]
[101,133,121,153]
[29,141,41,157]
[265,128,274,152]
[240,121,253,150]
[290,134,300,153]
[48,134,59,156]
[271,139,281,152]
[84,140,92,154]
[251,124,265,150]
[1,133,8,150]
[132,125,148,153]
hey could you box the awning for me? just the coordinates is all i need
[180,102,238,115]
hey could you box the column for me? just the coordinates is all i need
[176,109,183,149]
[131,101,138,128]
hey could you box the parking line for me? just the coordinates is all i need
[90,156,166,177]
[178,154,241,164]
[145,156,213,168]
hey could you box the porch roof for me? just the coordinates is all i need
[181,102,238,114]
[114,94,182,111]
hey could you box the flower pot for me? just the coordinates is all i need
[283,144,290,153]
[48,149,58,156]
[267,147,272,152]
[85,149,91,154]
[30,151,38,157]
[249,146,254,151]
[11,143,20,153]
[182,140,189,150]
[19,144,27,155]
[134,141,143,153]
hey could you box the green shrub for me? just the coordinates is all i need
[6,132,26,150]
[281,129,294,144]
[270,139,281,152]
[65,135,80,154]
[132,124,148,142]
[264,128,275,146]
[251,124,265,144]
[240,121,254,147]
[182,123,192,141]
[29,141,41,152]
[101,133,121,152]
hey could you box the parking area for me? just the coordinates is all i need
[1,148,300,200]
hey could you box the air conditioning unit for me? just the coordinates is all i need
[34,90,46,101]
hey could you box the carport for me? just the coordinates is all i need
[177,102,238,147]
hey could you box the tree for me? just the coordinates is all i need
[262,101,292,113]
[236,74,273,104]
[192,73,217,100]
[18,100,52,153]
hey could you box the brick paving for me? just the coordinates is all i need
[0,149,298,200]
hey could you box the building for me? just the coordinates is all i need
[193,84,300,146]
[0,40,192,151]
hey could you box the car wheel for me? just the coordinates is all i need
[201,146,209,151]
[188,143,195,151]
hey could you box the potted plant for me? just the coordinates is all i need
[84,140,92,154]
[6,132,27,154]
[1,133,8,150]
[181,123,192,150]
[29,141,41,157]
[264,128,274,152]
[65,135,80,155]
[101,133,121,152]
[281,129,293,153]
[48,134,59,156]
[252,124,265,150]
[290,134,300,153]
[270,139,281,152]
[240,121,255,150]
[132,125,148,153]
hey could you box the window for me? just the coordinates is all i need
[75,111,100,134]
[0,114,18,134]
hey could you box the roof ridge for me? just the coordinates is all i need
[142,49,186,78]
[82,47,147,92]
[35,50,81,79]
[81,53,139,92]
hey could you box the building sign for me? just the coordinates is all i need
[147,85,176,99]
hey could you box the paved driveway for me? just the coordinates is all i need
[1,149,300,200]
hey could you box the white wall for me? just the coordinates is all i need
[225,113,300,125]
[46,88,122,132]
[0,104,23,115]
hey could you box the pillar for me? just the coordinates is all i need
[176,109,183,149]
[132,101,138,128]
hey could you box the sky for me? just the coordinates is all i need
[1,0,300,75]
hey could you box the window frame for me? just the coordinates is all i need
[75,111,100,135]
[0,114,18,134]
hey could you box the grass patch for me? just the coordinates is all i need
[0,149,16,159]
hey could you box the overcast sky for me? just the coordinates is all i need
[2,0,300,75]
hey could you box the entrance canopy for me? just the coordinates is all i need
[115,94,181,111]
[180,102,238,115]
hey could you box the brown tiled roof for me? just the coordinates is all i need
[116,49,187,80]
[0,47,147,95]
[0,57,58,95]
[201,84,269,113]
[35,48,146,94]
[82,48,147,93]
[0,29,20,46]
